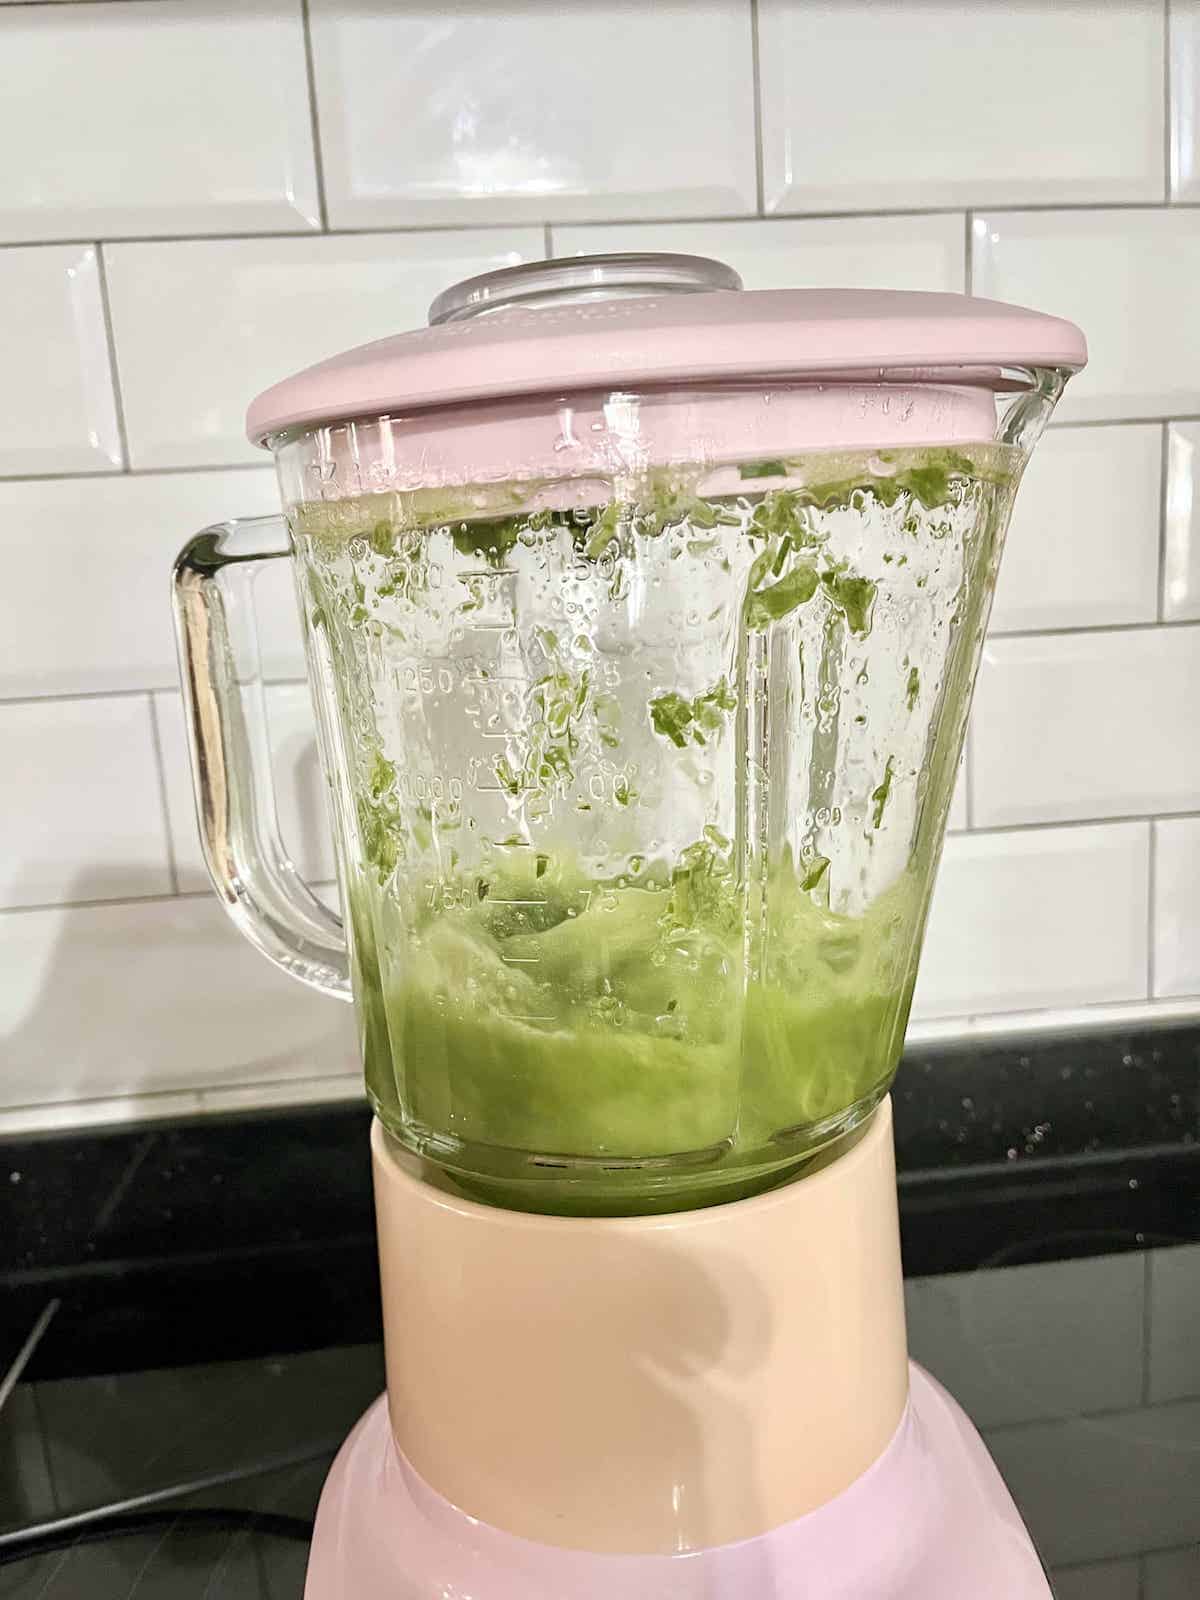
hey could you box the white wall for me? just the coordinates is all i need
[1,0,1198,1131]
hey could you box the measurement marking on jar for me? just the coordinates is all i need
[501,955,541,965]
[489,898,547,906]
[505,1014,556,1023]
[461,568,518,579]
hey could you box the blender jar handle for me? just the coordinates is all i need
[172,515,352,1001]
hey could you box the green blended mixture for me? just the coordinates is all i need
[354,847,916,1199]
[297,445,1019,1211]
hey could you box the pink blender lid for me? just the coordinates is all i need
[246,253,1087,447]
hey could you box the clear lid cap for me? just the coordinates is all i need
[427,252,743,325]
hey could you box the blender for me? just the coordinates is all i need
[172,254,1085,1597]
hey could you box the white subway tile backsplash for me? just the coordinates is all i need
[0,1,319,242]
[255,555,311,684]
[104,230,544,468]
[758,0,1164,215]
[553,215,966,293]
[1163,422,1200,621]
[973,210,1200,424]
[309,0,756,229]
[912,823,1149,1019]
[1170,1,1200,200]
[0,470,283,699]
[155,681,335,893]
[984,1400,1200,1566]
[0,245,122,476]
[992,425,1162,633]
[905,1254,1145,1428]
[0,0,1195,1117]
[0,697,170,910]
[262,683,338,883]
[1153,817,1200,999]
[972,627,1200,825]
[0,894,358,1113]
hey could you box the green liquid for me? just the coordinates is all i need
[354,853,917,1212]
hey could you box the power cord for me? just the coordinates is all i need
[0,1436,341,1567]
[0,1507,313,1568]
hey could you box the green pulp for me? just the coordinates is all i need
[354,852,916,1211]
[297,444,1019,1212]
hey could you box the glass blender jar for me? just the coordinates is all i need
[174,254,1085,1215]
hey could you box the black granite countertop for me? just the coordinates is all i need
[2,1020,1198,1382]
[2,1020,1198,1597]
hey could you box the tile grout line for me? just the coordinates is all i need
[1165,0,1174,206]
[0,461,270,485]
[145,692,181,897]
[946,808,1200,841]
[300,0,330,233]
[93,244,132,473]
[0,675,309,709]
[543,222,553,259]
[1,887,220,918]
[987,615,1200,641]
[963,208,974,294]
[749,0,766,216]
[17,199,1200,258]
[1157,420,1170,621]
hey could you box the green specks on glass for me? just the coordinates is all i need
[749,489,820,548]
[358,749,402,882]
[746,561,820,630]
[906,665,920,711]
[649,678,736,749]
[649,690,696,749]
[740,459,790,479]
[494,754,522,797]
[801,855,830,892]
[368,520,396,558]
[584,501,623,559]
[824,571,877,637]
[455,515,523,568]
[369,750,397,800]
[870,757,895,831]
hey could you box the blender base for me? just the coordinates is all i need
[303,1361,1051,1598]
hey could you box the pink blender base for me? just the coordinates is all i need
[304,1363,1050,1598]
[303,1106,1050,1598]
